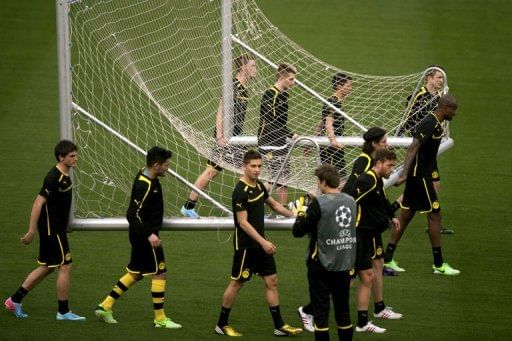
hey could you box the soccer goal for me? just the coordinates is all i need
[57,0,453,230]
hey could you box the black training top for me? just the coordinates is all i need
[411,113,443,178]
[232,179,269,250]
[258,86,294,148]
[126,170,164,238]
[38,166,73,235]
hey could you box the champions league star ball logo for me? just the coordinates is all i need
[335,205,352,228]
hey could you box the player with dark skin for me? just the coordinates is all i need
[384,94,460,276]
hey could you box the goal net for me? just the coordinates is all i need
[62,0,451,228]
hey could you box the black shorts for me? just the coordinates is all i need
[401,176,440,213]
[127,234,166,276]
[208,145,245,171]
[231,248,277,282]
[355,229,383,271]
[38,233,72,267]
[320,147,346,177]
[259,148,290,186]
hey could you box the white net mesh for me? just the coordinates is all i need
[68,0,444,220]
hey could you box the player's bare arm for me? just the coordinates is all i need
[397,138,421,185]
[325,116,343,149]
[236,210,276,254]
[21,195,47,244]
[215,100,228,146]
[266,196,295,217]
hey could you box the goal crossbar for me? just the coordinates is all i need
[230,136,413,147]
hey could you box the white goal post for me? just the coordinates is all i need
[57,0,453,230]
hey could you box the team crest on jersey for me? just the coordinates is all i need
[432,201,440,209]
[349,268,355,277]
[432,170,439,179]
[241,269,250,279]
[376,247,383,256]
[158,261,166,270]
[65,253,72,261]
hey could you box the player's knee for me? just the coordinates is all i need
[59,263,72,273]
[359,270,374,284]
[264,274,278,289]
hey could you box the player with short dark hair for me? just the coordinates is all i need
[5,140,85,321]
[95,146,182,329]
[293,164,357,341]
[319,73,353,177]
[384,94,460,275]
[181,54,257,218]
[214,150,302,337]
[258,63,298,205]
[346,149,402,334]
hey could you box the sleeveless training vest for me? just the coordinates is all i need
[315,193,357,271]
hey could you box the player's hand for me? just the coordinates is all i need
[21,230,35,244]
[147,233,162,248]
[295,196,308,217]
[288,196,308,217]
[292,133,299,141]
[331,141,344,150]
[261,240,277,255]
[391,218,400,230]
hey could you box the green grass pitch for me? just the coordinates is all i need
[1,0,511,340]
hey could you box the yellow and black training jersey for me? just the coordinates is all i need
[342,153,373,195]
[37,166,73,235]
[232,179,269,250]
[126,169,164,238]
[410,113,443,178]
[321,95,344,136]
[213,78,249,138]
[258,86,294,148]
[400,86,439,135]
[352,169,394,233]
